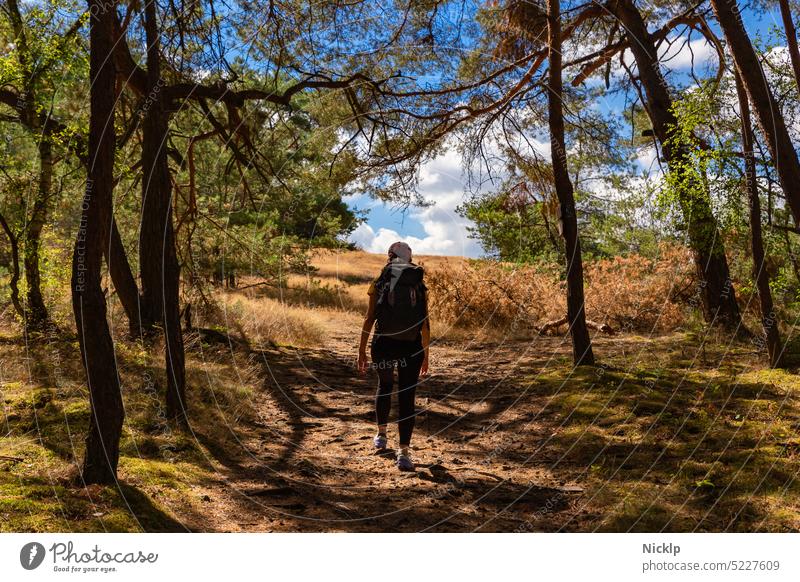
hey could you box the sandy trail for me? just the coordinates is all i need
[181,320,604,532]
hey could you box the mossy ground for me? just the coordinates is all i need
[0,331,258,532]
[526,334,800,531]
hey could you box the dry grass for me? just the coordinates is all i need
[211,291,361,348]
[425,244,696,337]
[425,259,563,338]
[195,250,472,346]
[584,244,695,332]
[205,246,699,344]
[8,244,748,351]
[312,249,466,282]
[26,246,699,349]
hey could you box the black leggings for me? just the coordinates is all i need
[371,337,424,446]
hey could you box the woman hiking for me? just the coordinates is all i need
[357,242,430,472]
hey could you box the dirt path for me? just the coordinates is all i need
[178,321,608,532]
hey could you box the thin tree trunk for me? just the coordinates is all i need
[73,0,124,484]
[710,0,800,225]
[778,0,800,92]
[547,0,594,366]
[104,214,142,336]
[141,0,186,421]
[138,114,166,330]
[24,138,52,331]
[612,0,743,331]
[138,0,167,333]
[0,212,24,319]
[735,71,782,367]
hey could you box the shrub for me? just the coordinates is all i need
[584,244,694,332]
[426,244,696,335]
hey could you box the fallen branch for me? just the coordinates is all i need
[537,316,568,335]
[537,316,615,335]
[0,455,24,462]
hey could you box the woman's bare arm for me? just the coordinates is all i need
[357,293,377,374]
[420,296,430,375]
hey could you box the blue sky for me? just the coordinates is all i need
[346,4,788,258]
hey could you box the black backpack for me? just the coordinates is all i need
[374,263,427,341]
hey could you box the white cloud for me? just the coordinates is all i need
[612,34,718,80]
[348,149,484,258]
[660,36,718,72]
[350,219,481,257]
[418,149,465,194]
[636,145,660,173]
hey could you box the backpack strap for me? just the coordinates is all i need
[375,265,392,306]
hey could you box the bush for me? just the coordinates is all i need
[584,244,694,332]
[426,244,696,335]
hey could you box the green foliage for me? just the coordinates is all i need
[661,89,724,226]
[160,85,364,284]
[459,190,560,263]
[460,172,667,263]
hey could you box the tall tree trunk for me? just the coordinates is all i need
[547,0,594,366]
[612,0,743,331]
[138,101,166,330]
[104,214,143,336]
[141,0,186,420]
[24,137,52,331]
[735,71,782,367]
[73,0,124,484]
[778,0,800,92]
[710,0,800,226]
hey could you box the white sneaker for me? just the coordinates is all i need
[396,453,415,472]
